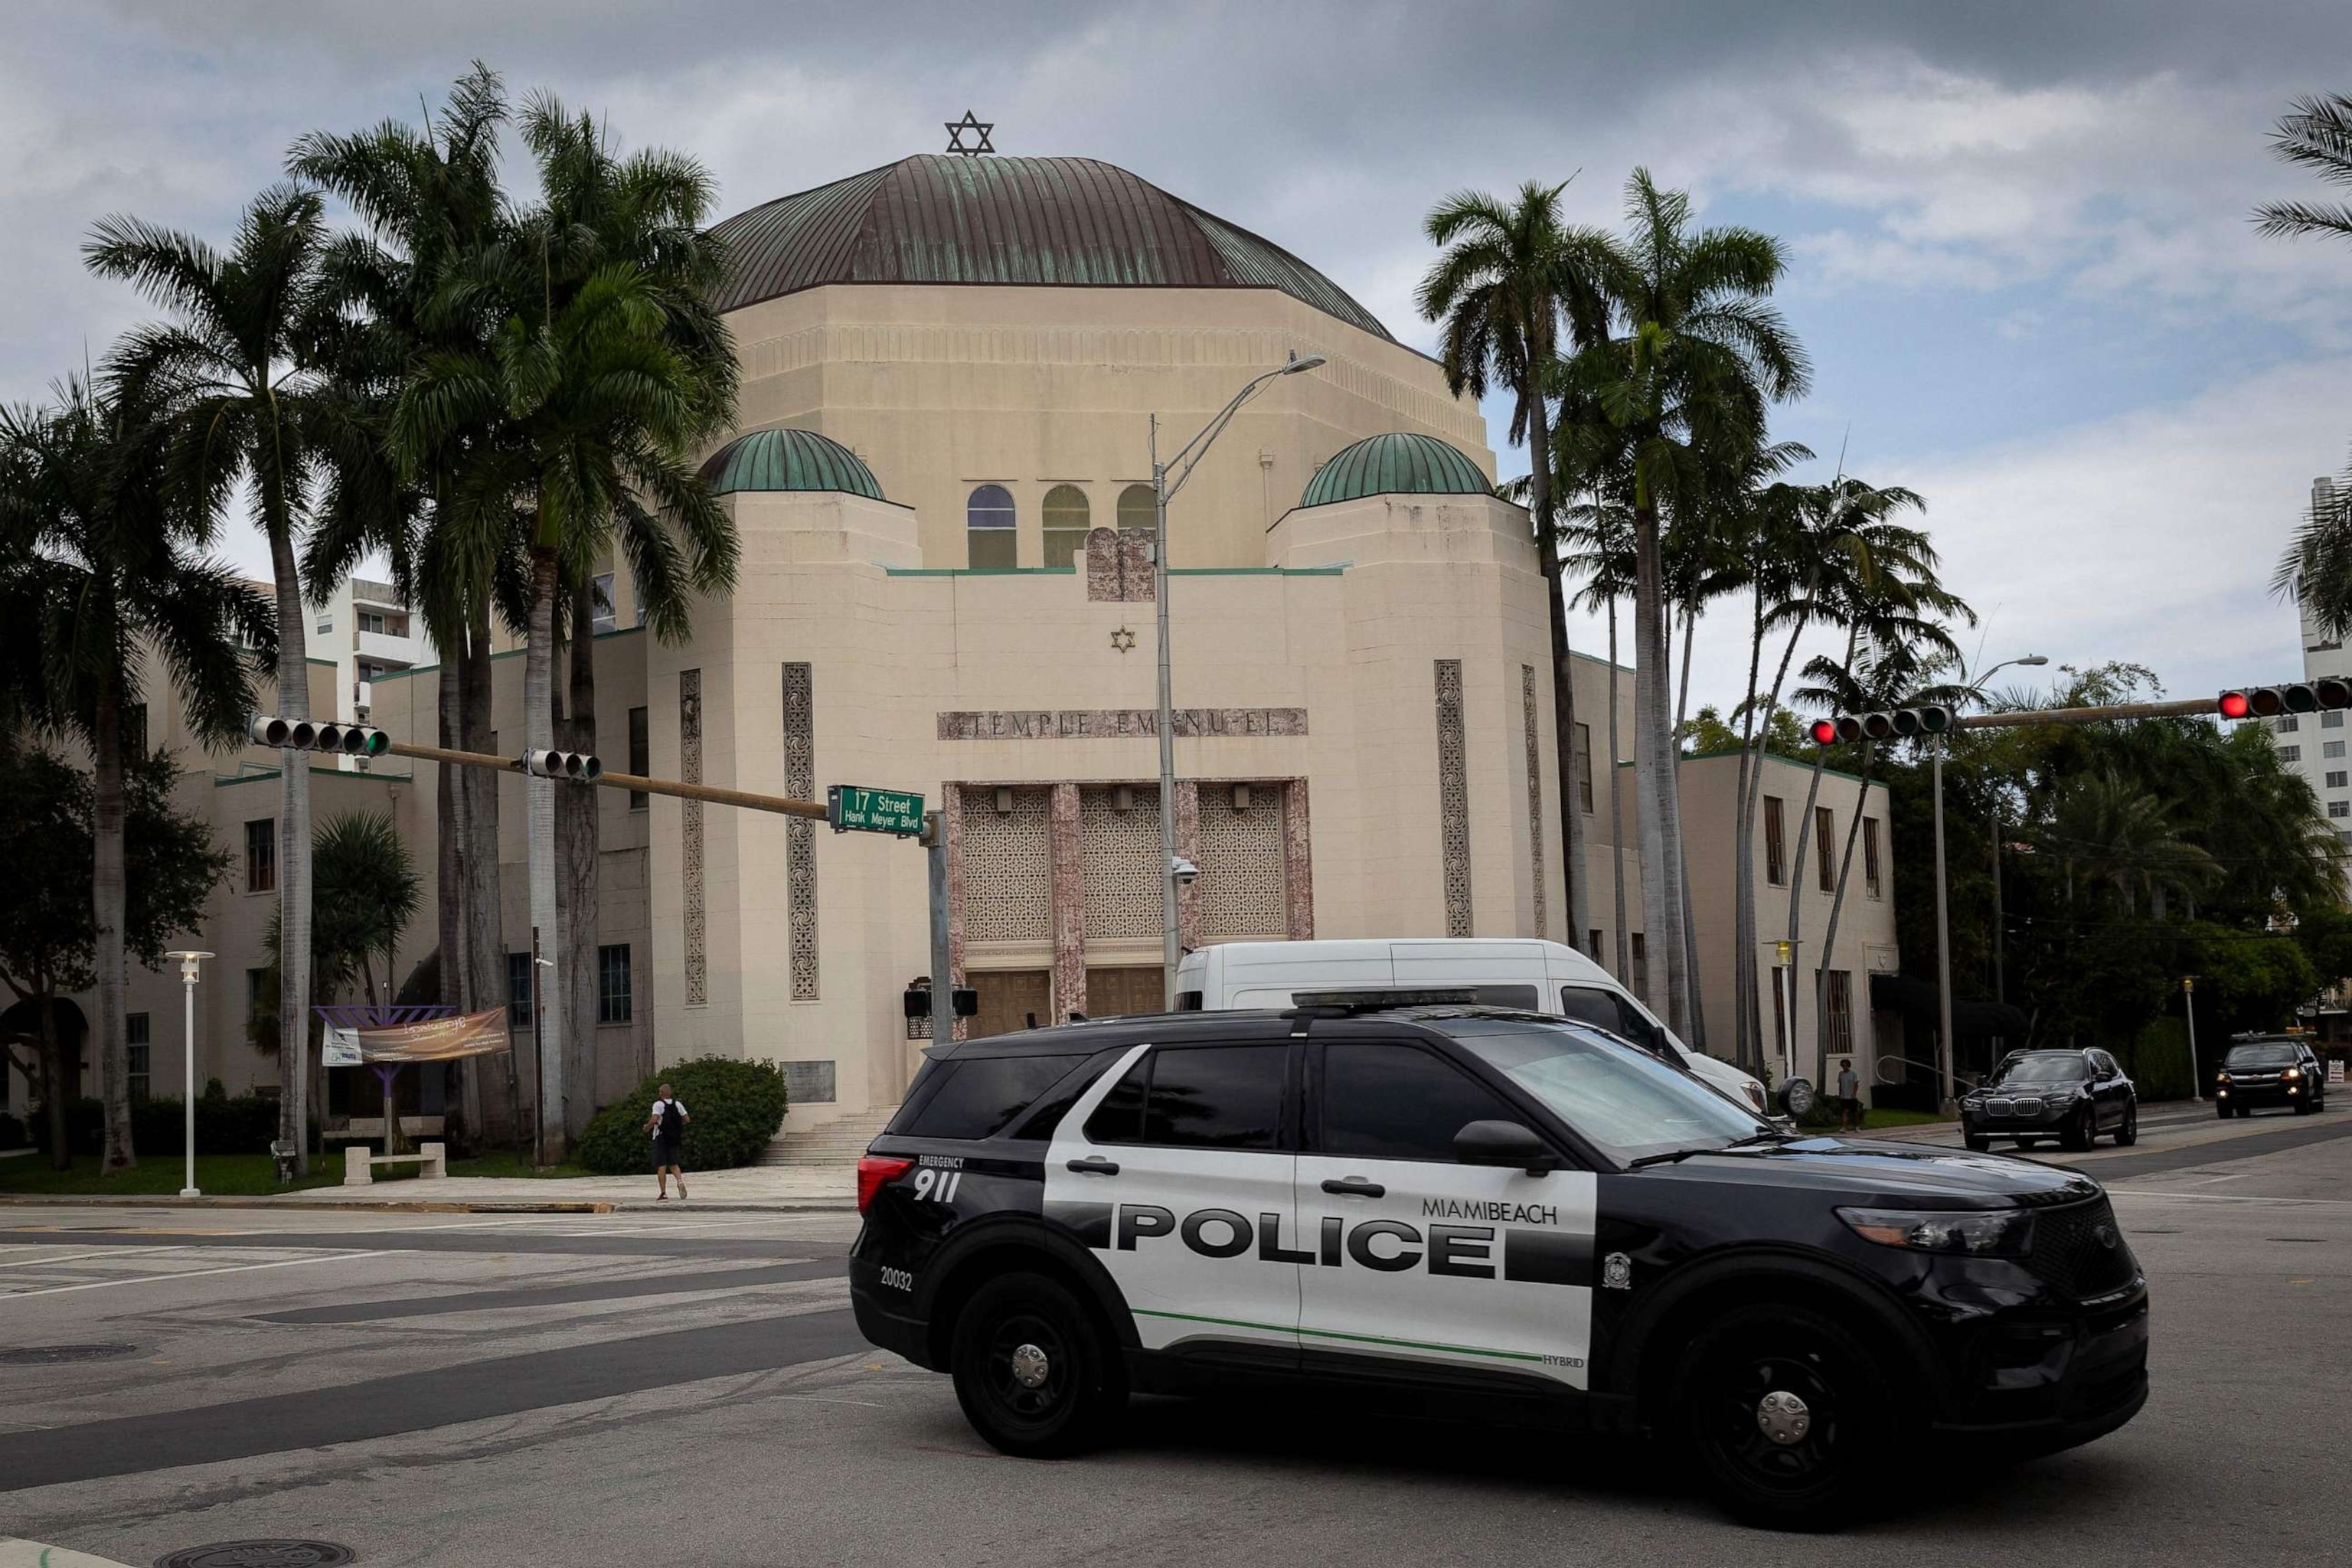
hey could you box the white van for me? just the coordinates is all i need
[1173,938,1772,1116]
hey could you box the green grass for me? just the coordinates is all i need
[1862,1106,1952,1129]
[0,1146,590,1195]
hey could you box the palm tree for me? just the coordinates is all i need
[86,185,334,1172]
[1560,169,1811,1035]
[1419,181,1609,945]
[2041,771,2222,917]
[2255,93,2352,244]
[1559,460,1637,984]
[399,94,738,1155]
[312,810,421,1011]
[292,65,513,1137]
[0,378,273,1171]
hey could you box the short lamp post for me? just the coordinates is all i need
[1773,939,1795,1088]
[164,949,212,1198]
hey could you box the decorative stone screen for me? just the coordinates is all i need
[1522,665,1545,939]
[1197,786,1286,938]
[1436,659,1472,937]
[784,662,818,1000]
[681,668,707,1005]
[1080,784,1162,942]
[958,786,1054,942]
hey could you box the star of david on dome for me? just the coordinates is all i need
[944,110,995,156]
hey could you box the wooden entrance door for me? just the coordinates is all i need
[1086,965,1165,1019]
[969,969,1051,1038]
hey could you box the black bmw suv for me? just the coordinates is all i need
[1960,1049,2139,1152]
[848,1005,2149,1528]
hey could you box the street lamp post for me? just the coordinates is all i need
[1932,653,2047,1112]
[1152,350,1326,1006]
[164,949,211,1198]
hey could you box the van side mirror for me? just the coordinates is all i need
[1455,1119,1558,1175]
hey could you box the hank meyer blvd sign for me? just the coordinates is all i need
[828,785,926,837]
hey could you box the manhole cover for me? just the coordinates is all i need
[0,1342,140,1364]
[155,1544,356,1567]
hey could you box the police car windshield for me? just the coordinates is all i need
[2225,1043,2298,1068]
[1437,1018,1769,1165]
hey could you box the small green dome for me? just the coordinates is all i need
[1299,432,1491,508]
[700,427,884,501]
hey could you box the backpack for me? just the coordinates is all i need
[658,1099,685,1140]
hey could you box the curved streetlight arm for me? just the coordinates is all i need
[1161,368,1285,502]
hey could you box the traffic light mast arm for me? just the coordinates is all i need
[1950,697,2228,730]
[381,740,831,824]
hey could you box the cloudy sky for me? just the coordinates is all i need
[5,1,2348,717]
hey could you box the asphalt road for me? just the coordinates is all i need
[4,1109,2348,1567]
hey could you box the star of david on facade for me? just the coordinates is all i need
[945,110,995,156]
[1109,626,1137,654]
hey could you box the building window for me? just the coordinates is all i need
[126,1013,151,1101]
[2327,710,2345,730]
[1630,933,1648,1004]
[2277,715,2301,733]
[317,617,333,635]
[1815,805,1836,891]
[1042,485,1090,567]
[1116,483,1158,534]
[966,484,1017,568]
[2282,745,2302,763]
[358,610,384,635]
[1864,817,1882,899]
[593,572,617,634]
[508,952,534,1027]
[628,707,649,810]
[2327,740,2346,760]
[1587,928,1602,962]
[598,944,633,1024]
[2330,800,2348,820]
[357,661,386,684]
[1763,795,1787,886]
[245,818,276,893]
[2330,771,2347,790]
[1821,969,1854,1059]
[1574,722,1594,812]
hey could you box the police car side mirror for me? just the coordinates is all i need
[1454,1119,1558,1175]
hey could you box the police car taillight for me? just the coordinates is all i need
[857,1155,913,1214]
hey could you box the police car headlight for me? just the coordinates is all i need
[1838,1206,2034,1257]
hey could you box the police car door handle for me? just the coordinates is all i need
[1066,1156,1120,1176]
[1321,1176,1385,1198]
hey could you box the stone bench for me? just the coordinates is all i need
[343,1141,447,1185]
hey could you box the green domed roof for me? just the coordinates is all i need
[1299,433,1491,508]
[699,427,884,501]
[707,154,1392,342]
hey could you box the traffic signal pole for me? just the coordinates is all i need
[381,739,831,822]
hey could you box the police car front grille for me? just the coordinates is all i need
[2025,1197,2137,1299]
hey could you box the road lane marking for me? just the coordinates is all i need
[0,1246,180,1270]
[2109,1188,2352,1206]
[2,1249,382,1299]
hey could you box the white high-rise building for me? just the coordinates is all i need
[312,575,435,765]
[2274,477,2352,883]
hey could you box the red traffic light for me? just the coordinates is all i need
[2218,691,2251,720]
[1809,719,1838,746]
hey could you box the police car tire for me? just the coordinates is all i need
[1674,1302,1895,1529]
[949,1272,1123,1459]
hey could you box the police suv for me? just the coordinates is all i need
[849,1001,2149,1527]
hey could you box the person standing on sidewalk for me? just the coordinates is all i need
[1836,1058,1862,1132]
[646,1083,691,1201]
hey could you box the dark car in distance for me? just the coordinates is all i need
[2215,1037,2329,1118]
[1960,1049,2138,1152]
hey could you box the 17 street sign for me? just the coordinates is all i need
[828,784,925,837]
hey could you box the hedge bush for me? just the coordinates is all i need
[30,1094,282,1156]
[2126,1018,2197,1102]
[576,1056,789,1174]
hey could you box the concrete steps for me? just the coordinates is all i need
[758,1106,899,1167]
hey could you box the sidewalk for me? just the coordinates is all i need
[0,1161,855,1213]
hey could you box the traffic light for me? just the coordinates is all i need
[248,714,390,756]
[1826,705,1953,744]
[1808,718,1838,746]
[2220,681,2352,720]
[521,748,603,781]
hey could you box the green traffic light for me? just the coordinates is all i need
[362,729,390,756]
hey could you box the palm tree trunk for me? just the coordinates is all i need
[1632,500,1690,1032]
[38,992,69,1172]
[1815,743,1877,1090]
[1672,604,1706,1050]
[459,599,505,1135]
[436,658,478,1141]
[268,513,313,1175]
[525,538,564,1160]
[1606,597,1629,982]
[1732,585,1768,1072]
[93,679,135,1173]
[1783,747,1829,1076]
[1529,399,1589,946]
[559,574,600,1140]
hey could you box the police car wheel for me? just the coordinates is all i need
[950,1272,1121,1459]
[1676,1304,1892,1528]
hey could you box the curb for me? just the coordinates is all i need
[0,1194,616,1214]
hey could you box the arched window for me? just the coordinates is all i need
[967,484,1017,569]
[1116,483,1158,534]
[1042,485,1090,567]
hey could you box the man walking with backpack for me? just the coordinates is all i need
[646,1083,691,1201]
